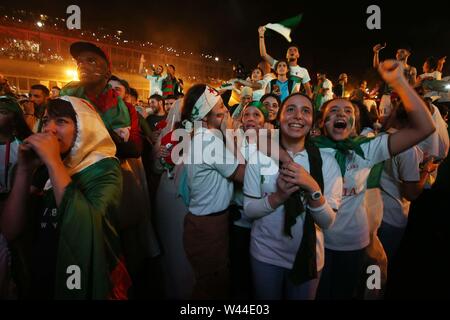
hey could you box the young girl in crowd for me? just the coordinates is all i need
[243,93,343,300]
[260,93,281,129]
[315,60,436,299]
[230,101,269,299]
[234,67,268,101]
[181,84,245,299]
[1,96,131,299]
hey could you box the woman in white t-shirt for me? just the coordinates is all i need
[378,103,437,262]
[181,84,245,299]
[314,60,436,300]
[230,101,269,299]
[234,67,268,102]
[243,93,343,300]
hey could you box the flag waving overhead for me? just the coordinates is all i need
[265,14,303,42]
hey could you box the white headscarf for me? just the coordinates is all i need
[182,86,221,132]
[44,96,117,190]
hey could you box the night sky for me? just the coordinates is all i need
[7,0,450,85]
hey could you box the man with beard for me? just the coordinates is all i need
[22,84,49,133]
[258,26,313,99]
[139,54,164,97]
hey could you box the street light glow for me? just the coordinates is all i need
[65,68,79,81]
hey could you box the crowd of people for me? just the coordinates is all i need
[0,23,449,300]
[0,38,64,64]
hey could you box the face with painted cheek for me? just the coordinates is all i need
[242,106,265,132]
[76,51,110,85]
[262,96,279,121]
[108,80,126,99]
[322,99,356,141]
[205,97,227,130]
[279,95,313,140]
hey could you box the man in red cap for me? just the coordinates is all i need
[60,41,141,158]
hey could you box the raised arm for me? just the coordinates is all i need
[373,43,386,69]
[139,54,147,77]
[378,60,436,156]
[258,26,275,67]
[303,82,313,99]
[437,56,446,73]
[236,79,263,90]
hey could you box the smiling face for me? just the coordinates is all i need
[321,99,357,141]
[41,112,77,154]
[279,95,313,141]
[262,96,279,121]
[242,106,265,132]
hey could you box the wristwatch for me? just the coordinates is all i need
[309,190,322,201]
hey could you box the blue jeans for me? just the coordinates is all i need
[251,256,321,300]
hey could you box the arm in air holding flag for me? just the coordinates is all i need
[258,26,276,67]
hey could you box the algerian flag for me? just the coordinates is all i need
[218,82,234,91]
[265,14,303,43]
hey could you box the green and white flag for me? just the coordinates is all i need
[265,14,303,43]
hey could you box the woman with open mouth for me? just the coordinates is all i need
[315,60,436,300]
[243,93,343,300]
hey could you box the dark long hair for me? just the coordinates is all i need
[278,92,315,148]
[178,83,207,128]
[46,99,77,125]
